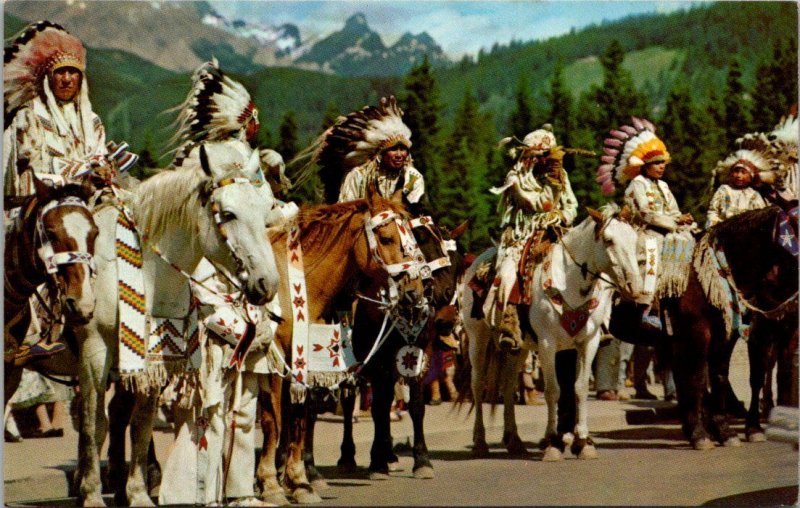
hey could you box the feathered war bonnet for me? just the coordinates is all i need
[713,149,770,183]
[167,59,259,165]
[4,21,87,124]
[292,95,412,203]
[596,117,670,195]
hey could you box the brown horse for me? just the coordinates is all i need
[4,176,98,403]
[257,191,425,504]
[296,217,464,486]
[667,206,798,449]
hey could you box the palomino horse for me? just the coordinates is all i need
[4,176,98,402]
[256,192,425,504]
[303,217,464,484]
[74,143,280,506]
[461,205,642,460]
[667,205,798,450]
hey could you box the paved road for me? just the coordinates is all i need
[4,341,798,506]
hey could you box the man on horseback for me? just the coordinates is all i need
[706,149,769,228]
[597,117,696,330]
[3,22,136,362]
[488,126,578,349]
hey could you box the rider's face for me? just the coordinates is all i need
[50,67,82,102]
[381,145,409,171]
[729,166,753,189]
[644,161,667,180]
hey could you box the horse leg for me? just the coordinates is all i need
[126,391,159,506]
[304,403,328,491]
[407,376,434,478]
[571,339,600,460]
[107,384,134,506]
[255,377,289,506]
[746,326,769,442]
[538,341,563,461]
[707,334,741,447]
[501,351,526,456]
[283,400,320,504]
[470,330,489,458]
[337,386,358,472]
[671,294,714,450]
[76,328,112,507]
[368,372,394,479]
[555,348,577,446]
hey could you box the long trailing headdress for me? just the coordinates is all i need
[596,117,670,195]
[166,58,259,166]
[4,20,88,126]
[291,95,412,203]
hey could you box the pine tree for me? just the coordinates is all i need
[321,101,340,131]
[547,59,574,147]
[508,75,534,139]
[752,38,798,131]
[401,57,443,207]
[439,88,498,252]
[276,110,299,161]
[659,83,714,222]
[723,59,751,149]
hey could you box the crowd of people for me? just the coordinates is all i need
[3,19,796,505]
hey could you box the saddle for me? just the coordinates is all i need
[467,230,554,319]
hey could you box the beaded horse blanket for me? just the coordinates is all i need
[114,201,201,392]
[287,227,356,403]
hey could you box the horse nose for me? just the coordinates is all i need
[258,276,276,302]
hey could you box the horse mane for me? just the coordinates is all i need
[709,205,780,248]
[132,167,209,243]
[270,197,409,264]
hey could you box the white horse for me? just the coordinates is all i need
[75,143,280,506]
[461,205,642,461]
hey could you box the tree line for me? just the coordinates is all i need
[261,36,797,254]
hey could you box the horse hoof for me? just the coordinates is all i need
[310,477,330,491]
[369,470,391,481]
[747,432,766,443]
[292,488,322,504]
[472,442,490,458]
[562,432,574,448]
[693,438,715,450]
[82,496,107,507]
[128,493,155,507]
[413,466,434,479]
[542,446,563,462]
[724,436,742,448]
[260,491,291,506]
[578,445,599,460]
[337,462,358,474]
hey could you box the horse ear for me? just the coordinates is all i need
[32,172,54,201]
[586,207,604,224]
[451,219,470,240]
[618,204,632,223]
[244,148,260,178]
[199,144,212,176]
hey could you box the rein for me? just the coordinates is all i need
[559,221,620,291]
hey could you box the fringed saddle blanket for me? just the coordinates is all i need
[287,227,356,403]
[654,232,695,300]
[115,204,201,393]
[693,234,750,341]
[541,243,602,337]
[516,230,552,306]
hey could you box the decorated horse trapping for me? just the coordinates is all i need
[541,243,603,337]
[286,225,361,402]
[114,199,201,392]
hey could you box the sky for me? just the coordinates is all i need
[212,1,701,57]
